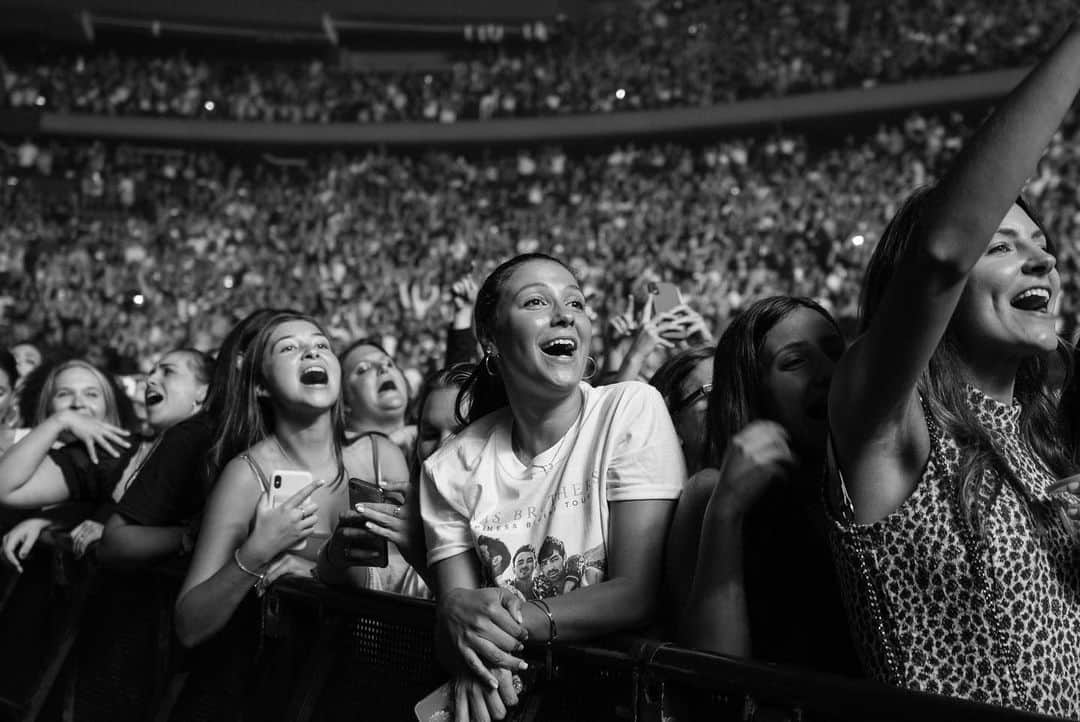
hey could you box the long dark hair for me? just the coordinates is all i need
[704,297,840,469]
[861,188,1073,533]
[649,345,716,414]
[209,310,347,488]
[457,253,575,426]
[205,309,284,484]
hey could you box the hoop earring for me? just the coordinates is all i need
[484,353,500,376]
[583,355,598,380]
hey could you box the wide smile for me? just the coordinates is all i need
[1010,286,1052,314]
[539,337,578,362]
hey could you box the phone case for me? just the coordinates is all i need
[346,478,391,567]
[270,469,314,551]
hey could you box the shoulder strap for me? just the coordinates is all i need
[348,430,390,485]
[240,453,271,495]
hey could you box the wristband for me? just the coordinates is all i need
[233,548,265,584]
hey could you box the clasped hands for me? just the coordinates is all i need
[437,586,533,722]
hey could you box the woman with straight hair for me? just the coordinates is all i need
[665,297,858,675]
[175,311,426,647]
[827,22,1080,716]
[422,253,684,721]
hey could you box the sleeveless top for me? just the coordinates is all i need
[241,443,430,600]
[827,386,1080,718]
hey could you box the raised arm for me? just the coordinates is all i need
[0,411,129,508]
[831,23,1080,522]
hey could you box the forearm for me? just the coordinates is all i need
[0,416,63,502]
[522,577,658,642]
[97,521,187,569]
[675,513,750,656]
[928,23,1080,268]
[174,542,265,647]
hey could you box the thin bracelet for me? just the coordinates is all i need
[529,598,558,643]
[233,548,264,584]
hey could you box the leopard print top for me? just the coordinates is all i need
[828,386,1080,718]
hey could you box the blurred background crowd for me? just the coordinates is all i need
[3,109,1080,378]
[1,0,1077,122]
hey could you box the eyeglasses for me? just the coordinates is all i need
[352,359,396,375]
[672,383,711,412]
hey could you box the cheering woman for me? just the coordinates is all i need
[827,22,1080,716]
[421,254,685,721]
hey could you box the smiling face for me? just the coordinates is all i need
[489,259,592,400]
[260,320,340,412]
[760,307,846,461]
[50,366,109,420]
[417,386,461,462]
[952,203,1060,359]
[145,351,209,431]
[342,344,408,426]
[513,548,536,581]
[12,343,42,380]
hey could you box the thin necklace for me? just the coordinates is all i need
[513,389,586,474]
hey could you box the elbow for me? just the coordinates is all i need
[173,597,207,648]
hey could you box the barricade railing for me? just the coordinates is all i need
[0,531,1067,722]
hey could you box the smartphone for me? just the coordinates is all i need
[345,478,402,568]
[648,281,682,315]
[270,469,314,551]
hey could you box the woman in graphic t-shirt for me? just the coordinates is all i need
[421,253,686,721]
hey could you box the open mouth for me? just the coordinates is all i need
[540,338,577,358]
[145,390,164,407]
[1011,287,1051,313]
[300,366,329,385]
[377,379,398,394]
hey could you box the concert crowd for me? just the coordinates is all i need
[3,9,1080,722]
[2,0,1077,122]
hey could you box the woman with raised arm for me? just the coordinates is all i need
[666,297,858,675]
[175,311,427,648]
[1,352,210,569]
[828,23,1080,715]
[421,253,684,722]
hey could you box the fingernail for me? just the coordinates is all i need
[515,642,524,652]
[354,504,364,513]
[518,661,528,671]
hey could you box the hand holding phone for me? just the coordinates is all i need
[331,477,405,568]
[248,473,322,562]
[271,470,317,551]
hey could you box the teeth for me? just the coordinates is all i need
[300,366,329,384]
[542,339,576,352]
[1015,288,1050,301]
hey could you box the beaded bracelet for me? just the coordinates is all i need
[233,548,265,585]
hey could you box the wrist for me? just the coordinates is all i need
[237,539,271,570]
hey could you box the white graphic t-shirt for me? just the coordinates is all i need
[421,381,685,600]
